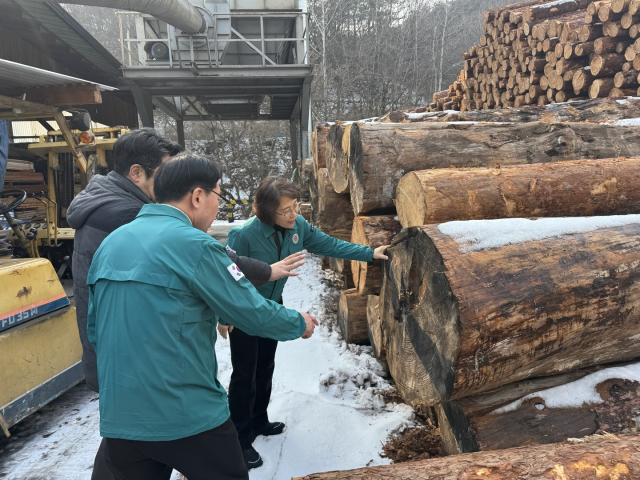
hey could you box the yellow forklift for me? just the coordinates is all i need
[0,92,125,436]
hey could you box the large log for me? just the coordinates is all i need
[348,121,640,215]
[382,97,640,124]
[395,157,640,228]
[325,123,352,194]
[437,368,640,455]
[293,434,640,480]
[379,220,640,407]
[315,168,353,240]
[350,215,402,295]
[366,295,384,359]
[337,288,369,345]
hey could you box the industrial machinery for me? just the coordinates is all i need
[1,78,125,435]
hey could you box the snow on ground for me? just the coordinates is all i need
[493,363,640,414]
[211,254,415,479]
[0,254,414,480]
[439,214,640,252]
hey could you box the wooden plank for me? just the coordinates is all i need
[24,84,102,107]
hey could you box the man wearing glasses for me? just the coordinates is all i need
[224,176,389,469]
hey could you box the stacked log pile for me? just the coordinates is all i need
[304,4,640,472]
[428,0,640,112]
[306,94,640,472]
[3,159,46,220]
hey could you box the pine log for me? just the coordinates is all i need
[396,157,640,227]
[595,36,620,54]
[609,86,638,94]
[366,295,384,359]
[379,221,640,406]
[612,0,632,13]
[591,53,626,76]
[349,122,640,215]
[325,124,350,194]
[573,41,596,56]
[337,288,369,345]
[578,24,602,41]
[615,68,639,85]
[437,372,640,454]
[350,215,402,295]
[293,434,640,480]
[315,168,353,240]
[589,77,617,96]
[573,66,596,91]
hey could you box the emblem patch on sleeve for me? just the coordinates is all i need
[227,263,245,281]
[226,245,236,255]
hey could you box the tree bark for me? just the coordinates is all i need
[438,373,640,455]
[315,168,353,241]
[396,157,640,228]
[349,121,640,215]
[366,295,384,359]
[379,222,640,407]
[589,77,617,97]
[591,53,626,76]
[337,288,369,345]
[350,215,402,295]
[293,434,640,480]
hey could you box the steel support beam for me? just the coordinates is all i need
[300,78,311,159]
[152,97,182,121]
[176,120,185,147]
[131,86,154,127]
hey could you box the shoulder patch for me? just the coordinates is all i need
[225,245,236,255]
[227,263,245,281]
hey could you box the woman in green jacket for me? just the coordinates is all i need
[223,176,388,469]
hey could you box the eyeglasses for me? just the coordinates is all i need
[275,201,300,218]
[193,187,230,204]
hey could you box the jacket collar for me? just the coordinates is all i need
[106,171,153,205]
[137,204,192,227]
[257,215,300,238]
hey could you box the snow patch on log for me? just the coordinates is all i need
[493,362,640,413]
[439,215,640,252]
[615,117,640,125]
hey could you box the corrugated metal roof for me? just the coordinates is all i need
[0,59,117,91]
[21,0,122,80]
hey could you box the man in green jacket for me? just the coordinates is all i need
[87,153,318,480]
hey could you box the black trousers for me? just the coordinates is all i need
[228,327,278,449]
[91,418,249,480]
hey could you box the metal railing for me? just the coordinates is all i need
[116,11,309,69]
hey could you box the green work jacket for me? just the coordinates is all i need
[86,204,305,441]
[227,215,373,302]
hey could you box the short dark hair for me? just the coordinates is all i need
[113,128,183,178]
[253,176,300,225]
[154,152,222,204]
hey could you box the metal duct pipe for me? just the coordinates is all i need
[56,0,206,33]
